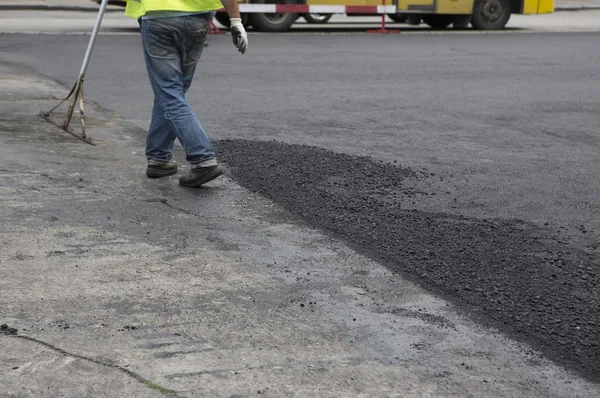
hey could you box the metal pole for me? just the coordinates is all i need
[78,0,110,81]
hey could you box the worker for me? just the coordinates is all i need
[125,0,247,187]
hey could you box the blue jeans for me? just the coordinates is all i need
[141,14,214,164]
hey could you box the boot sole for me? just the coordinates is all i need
[179,167,223,188]
[146,167,177,178]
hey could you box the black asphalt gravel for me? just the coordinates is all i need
[216,139,600,383]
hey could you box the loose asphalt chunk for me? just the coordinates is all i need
[0,324,18,335]
[215,139,600,383]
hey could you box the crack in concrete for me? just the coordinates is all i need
[3,334,184,398]
[143,197,199,217]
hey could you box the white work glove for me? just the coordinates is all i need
[229,18,248,54]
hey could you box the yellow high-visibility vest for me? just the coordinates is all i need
[125,0,223,19]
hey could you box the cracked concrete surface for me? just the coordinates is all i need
[1,65,599,397]
[1,336,175,397]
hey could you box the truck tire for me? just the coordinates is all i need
[250,0,299,32]
[303,13,333,24]
[387,14,407,23]
[95,0,126,5]
[422,15,454,29]
[214,12,251,28]
[452,15,471,29]
[471,0,511,30]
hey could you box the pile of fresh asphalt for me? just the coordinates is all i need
[215,139,600,382]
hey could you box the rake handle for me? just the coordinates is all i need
[78,0,110,81]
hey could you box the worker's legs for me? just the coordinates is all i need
[145,57,197,162]
[141,15,214,165]
[146,97,176,162]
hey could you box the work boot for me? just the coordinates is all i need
[179,164,223,188]
[146,159,177,178]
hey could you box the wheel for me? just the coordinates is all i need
[250,0,299,32]
[471,0,511,30]
[303,13,333,24]
[387,14,407,23]
[406,15,421,25]
[452,15,471,29]
[422,15,454,29]
[214,12,251,29]
[96,0,126,5]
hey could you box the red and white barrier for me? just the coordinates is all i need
[233,4,397,14]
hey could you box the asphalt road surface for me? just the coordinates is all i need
[1,11,599,388]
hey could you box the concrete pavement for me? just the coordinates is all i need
[1,61,600,396]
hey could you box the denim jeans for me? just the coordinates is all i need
[141,14,214,164]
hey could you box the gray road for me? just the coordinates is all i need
[4,32,598,231]
[1,21,600,392]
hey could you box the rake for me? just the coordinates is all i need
[38,0,111,146]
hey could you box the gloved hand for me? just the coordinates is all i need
[229,18,248,54]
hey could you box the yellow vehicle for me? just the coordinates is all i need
[214,0,554,32]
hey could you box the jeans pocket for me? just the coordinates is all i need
[144,20,178,59]
[182,17,209,65]
[183,29,208,66]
